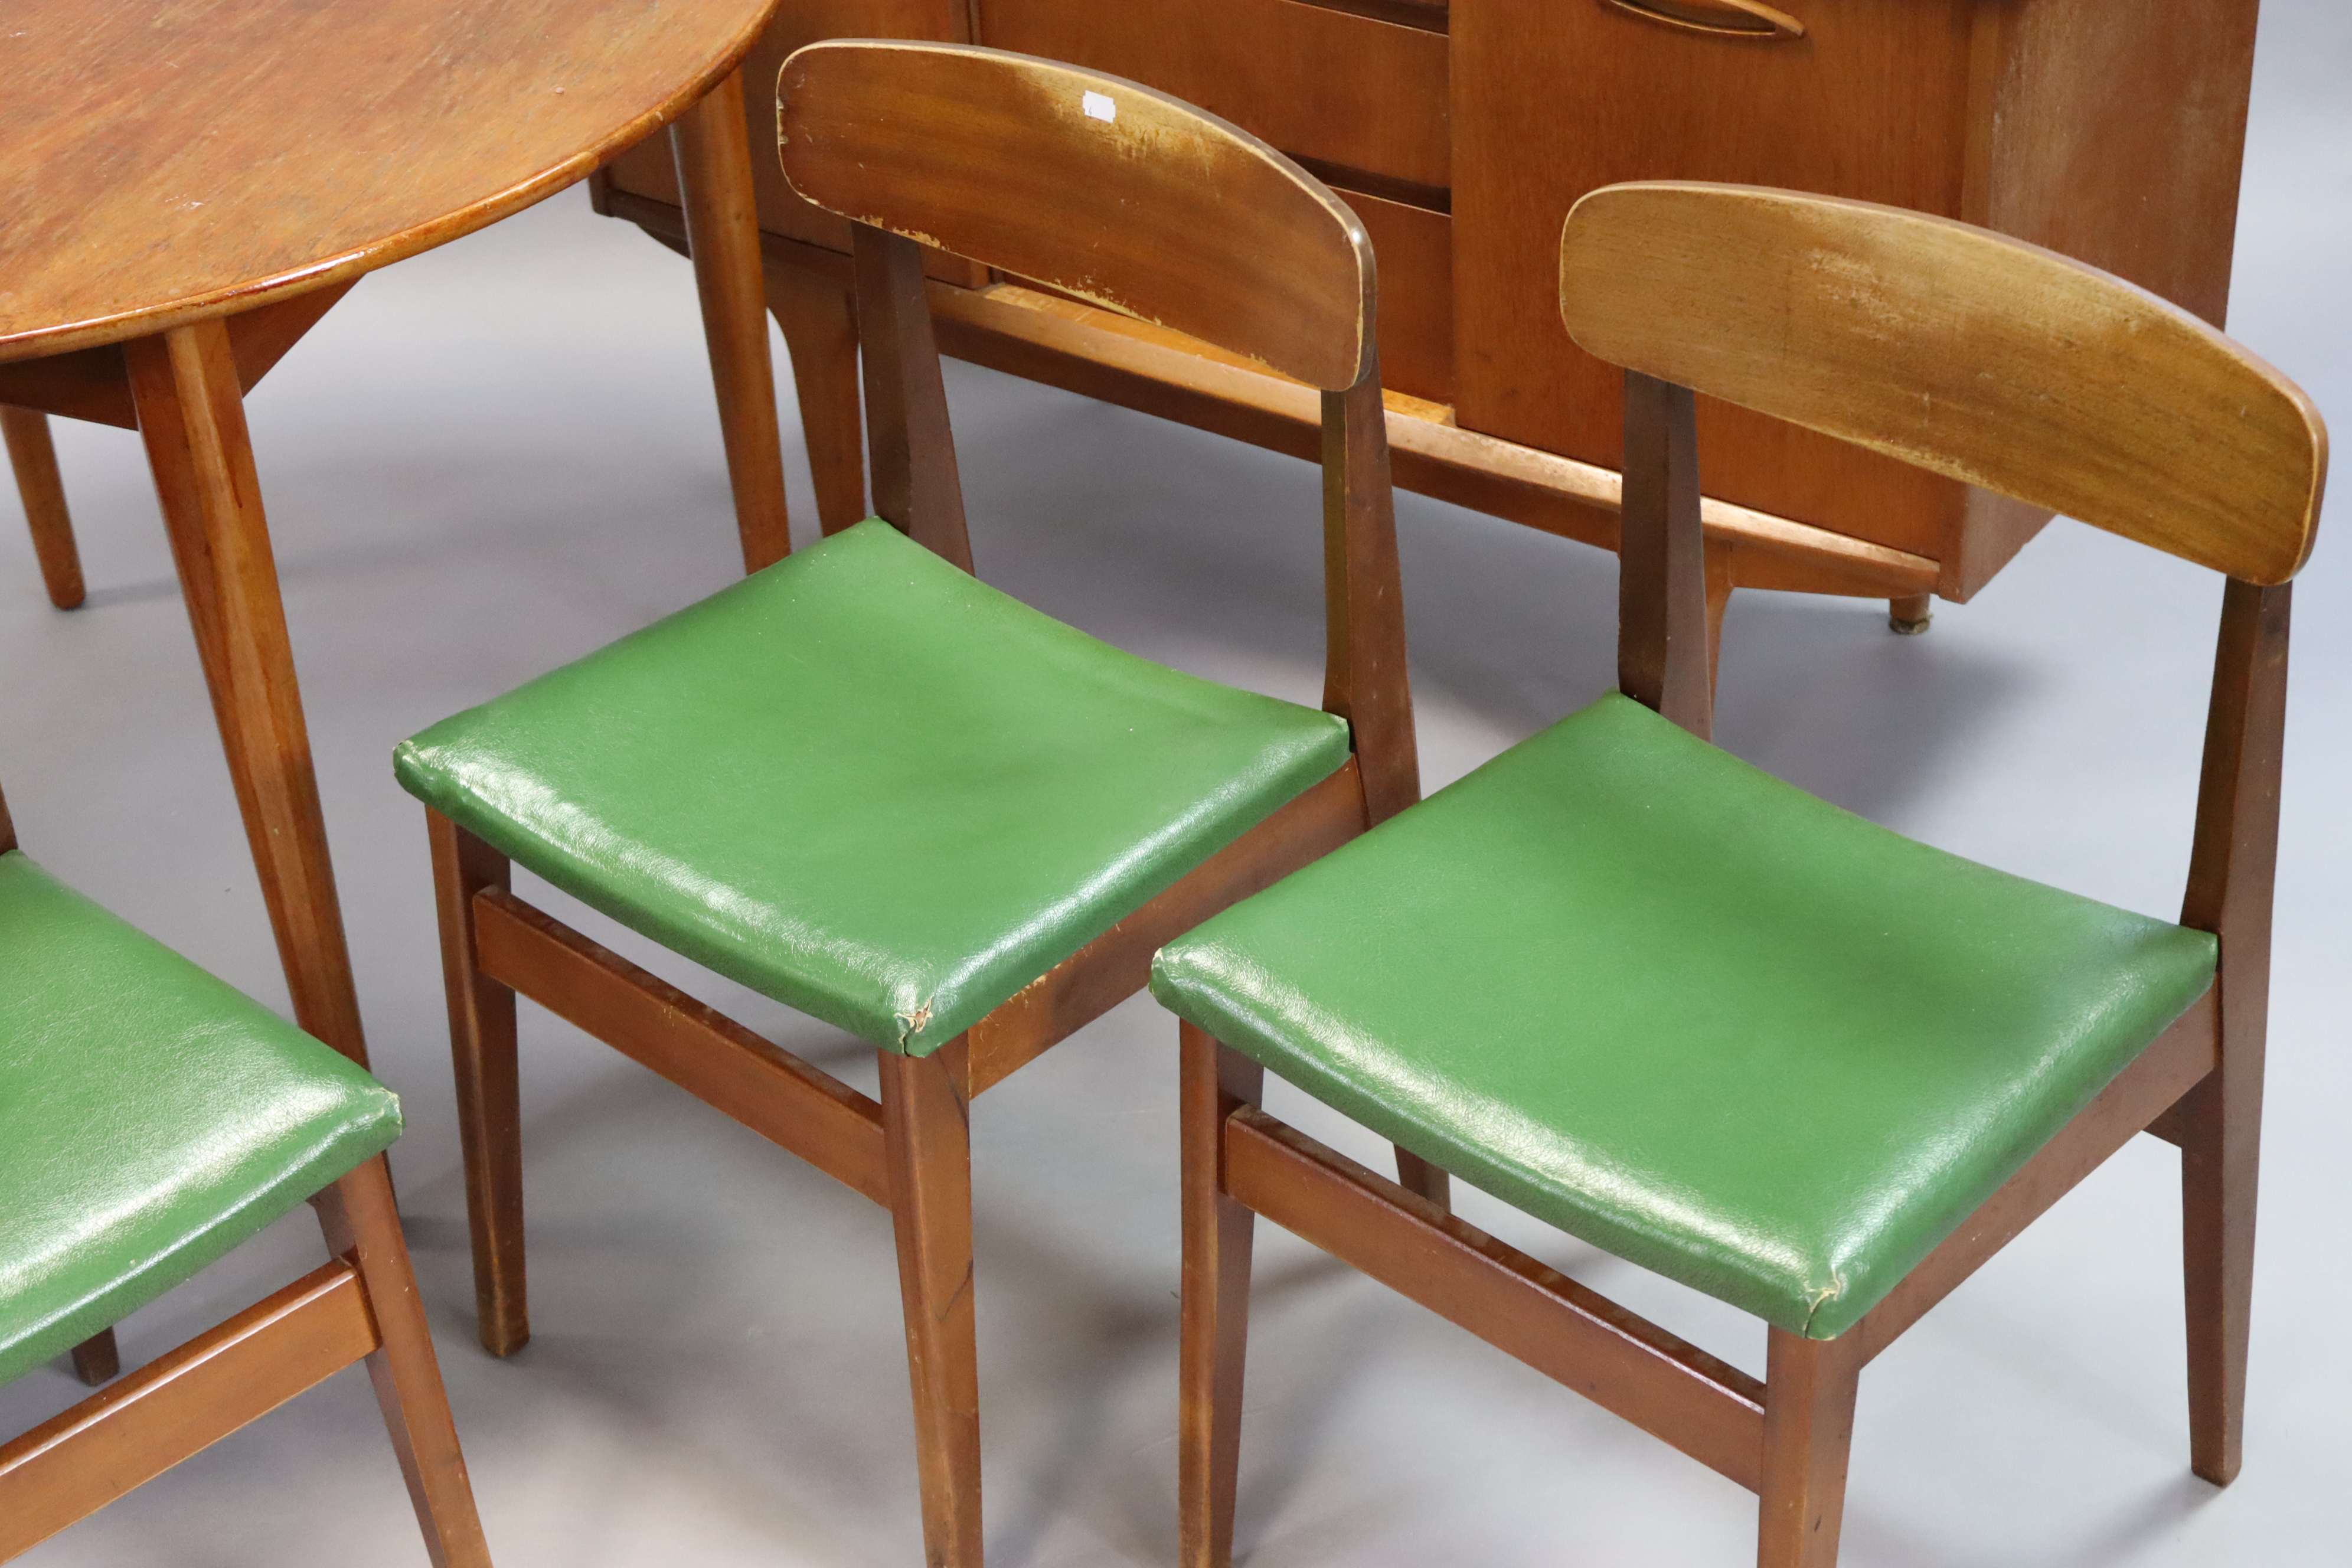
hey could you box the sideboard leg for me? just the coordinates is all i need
[1705,535,1734,699]
[1889,593,1933,635]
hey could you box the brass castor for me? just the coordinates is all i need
[1889,592,1933,635]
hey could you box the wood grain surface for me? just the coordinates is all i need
[1454,0,1982,559]
[1451,0,2260,593]
[780,40,1376,390]
[1559,184,2326,584]
[975,0,1452,191]
[598,192,1942,598]
[0,0,779,361]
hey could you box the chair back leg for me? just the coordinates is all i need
[880,1042,983,1567]
[765,262,870,537]
[1757,1328,1863,1568]
[1180,1023,1263,1568]
[1391,1147,1452,1211]
[315,1156,494,1568]
[68,1327,120,1386]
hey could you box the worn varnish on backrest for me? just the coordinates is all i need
[776,40,1417,822]
[1557,182,2325,586]
[779,40,1377,391]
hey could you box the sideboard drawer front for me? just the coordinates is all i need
[1453,0,1978,558]
[1340,189,1453,403]
[979,0,1451,192]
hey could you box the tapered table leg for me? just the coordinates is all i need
[124,318,370,1067]
[2,407,86,609]
[672,68,792,574]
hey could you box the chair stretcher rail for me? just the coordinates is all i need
[473,889,891,1204]
[1223,1106,1769,1491]
[0,1260,376,1557]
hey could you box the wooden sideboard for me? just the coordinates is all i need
[595,0,2260,622]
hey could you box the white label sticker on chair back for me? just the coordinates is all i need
[1082,90,1116,123]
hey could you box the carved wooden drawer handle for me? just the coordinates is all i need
[1603,0,1806,40]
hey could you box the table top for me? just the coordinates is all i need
[0,0,778,364]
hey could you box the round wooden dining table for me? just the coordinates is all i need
[0,0,793,1077]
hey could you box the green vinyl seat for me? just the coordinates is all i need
[0,850,403,1387]
[1151,690,2219,1340]
[395,517,1353,1056]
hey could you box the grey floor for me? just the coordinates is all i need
[5,11,2350,1566]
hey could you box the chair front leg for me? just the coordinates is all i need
[428,811,528,1355]
[1180,1022,1263,1568]
[881,1040,982,1568]
[315,1156,492,1568]
[1757,1328,1864,1568]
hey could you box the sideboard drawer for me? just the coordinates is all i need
[1453,0,1979,560]
[978,0,1451,194]
[1339,189,1452,403]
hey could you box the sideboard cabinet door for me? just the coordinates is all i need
[1454,0,2259,595]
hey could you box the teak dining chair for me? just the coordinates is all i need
[394,40,1421,1566]
[1154,182,2325,1568]
[0,779,489,1564]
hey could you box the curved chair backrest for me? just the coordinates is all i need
[779,39,1376,392]
[1555,178,2326,1042]
[1558,182,2326,586]
[775,40,1415,823]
